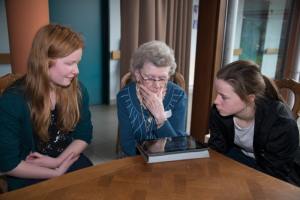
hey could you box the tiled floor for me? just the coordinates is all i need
[83,104,119,165]
[86,90,193,165]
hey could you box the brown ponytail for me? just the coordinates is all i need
[262,75,287,104]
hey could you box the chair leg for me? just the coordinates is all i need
[116,127,121,154]
[0,175,8,194]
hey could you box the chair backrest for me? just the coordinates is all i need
[0,73,22,97]
[120,71,185,90]
[273,78,300,120]
[0,73,22,193]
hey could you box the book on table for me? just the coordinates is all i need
[135,135,210,163]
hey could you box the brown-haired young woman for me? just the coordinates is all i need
[208,60,300,186]
[0,24,93,191]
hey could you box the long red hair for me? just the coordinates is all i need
[24,24,85,142]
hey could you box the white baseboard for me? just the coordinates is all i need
[110,99,116,105]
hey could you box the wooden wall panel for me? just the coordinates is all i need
[111,51,121,59]
[190,0,226,143]
[284,0,300,78]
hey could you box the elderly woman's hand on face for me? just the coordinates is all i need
[139,84,167,127]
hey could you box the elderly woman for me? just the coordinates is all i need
[117,40,188,157]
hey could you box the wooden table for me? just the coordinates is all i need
[1,149,300,200]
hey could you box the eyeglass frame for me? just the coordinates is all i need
[138,70,168,86]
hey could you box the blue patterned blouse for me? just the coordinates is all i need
[117,81,188,156]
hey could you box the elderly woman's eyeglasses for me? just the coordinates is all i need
[138,71,168,86]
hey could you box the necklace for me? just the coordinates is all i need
[140,102,153,136]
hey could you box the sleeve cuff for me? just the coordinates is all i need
[153,120,177,137]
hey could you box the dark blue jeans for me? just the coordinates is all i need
[225,146,267,174]
[8,153,93,190]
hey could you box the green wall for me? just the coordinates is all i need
[49,0,109,105]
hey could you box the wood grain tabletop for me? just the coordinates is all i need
[1,149,300,200]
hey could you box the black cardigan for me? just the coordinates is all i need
[208,100,300,186]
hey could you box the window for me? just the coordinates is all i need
[223,0,297,80]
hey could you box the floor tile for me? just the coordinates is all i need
[108,122,119,128]
[94,114,118,124]
[88,104,119,165]
[82,148,106,166]
[101,130,118,144]
[100,154,118,162]
[88,142,116,158]
[90,133,111,147]
[93,123,117,135]
[90,116,106,127]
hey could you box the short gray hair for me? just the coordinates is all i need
[129,40,177,83]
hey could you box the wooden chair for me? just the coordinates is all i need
[0,73,22,97]
[116,72,185,153]
[273,78,300,121]
[0,73,22,193]
[0,175,7,194]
